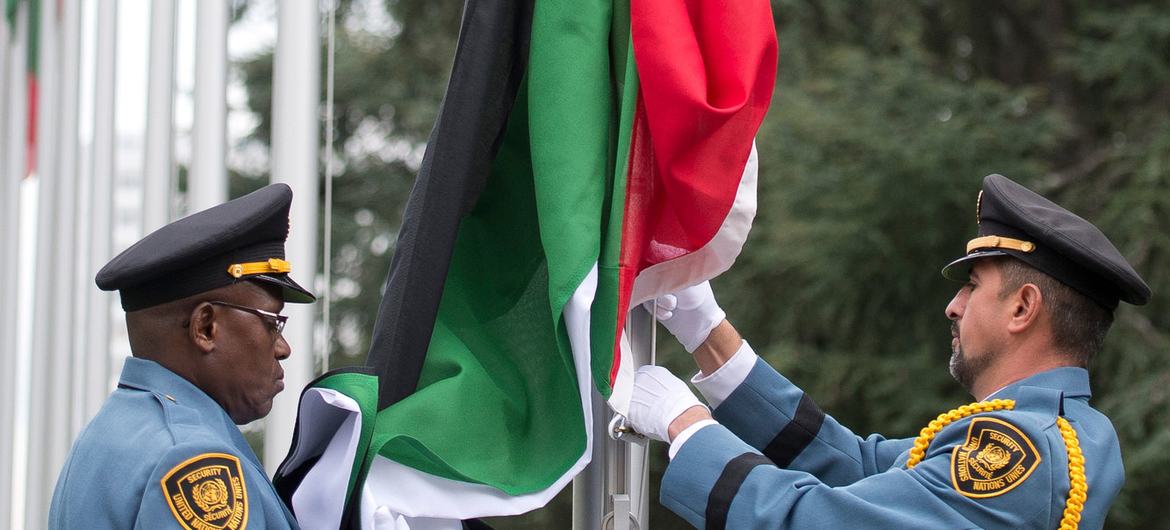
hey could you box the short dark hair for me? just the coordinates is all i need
[996,258,1114,366]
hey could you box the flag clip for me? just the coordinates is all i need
[608,415,648,446]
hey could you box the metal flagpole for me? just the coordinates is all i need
[58,0,85,441]
[28,0,65,520]
[617,307,654,530]
[625,307,653,528]
[143,0,177,232]
[572,387,607,530]
[4,5,30,528]
[86,0,117,423]
[189,0,227,211]
[13,179,37,530]
[575,305,654,530]
[321,0,337,375]
[0,3,19,526]
[265,0,320,473]
[0,4,13,525]
[72,0,97,430]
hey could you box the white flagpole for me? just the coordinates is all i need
[189,0,227,211]
[575,308,653,530]
[321,0,337,375]
[28,0,66,520]
[0,4,20,526]
[4,5,30,528]
[86,0,117,421]
[143,0,176,232]
[572,387,607,530]
[626,308,654,528]
[265,0,320,473]
[72,0,95,429]
[0,6,11,526]
[59,0,85,441]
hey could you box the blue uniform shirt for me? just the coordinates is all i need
[49,357,299,529]
[662,355,1123,529]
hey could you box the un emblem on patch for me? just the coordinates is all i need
[161,453,249,529]
[951,417,1041,498]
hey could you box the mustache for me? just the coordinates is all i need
[951,322,959,338]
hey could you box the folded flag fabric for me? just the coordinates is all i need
[273,0,776,527]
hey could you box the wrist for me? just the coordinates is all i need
[668,405,713,441]
[692,320,741,375]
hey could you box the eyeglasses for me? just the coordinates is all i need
[209,301,288,338]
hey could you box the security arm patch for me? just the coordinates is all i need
[161,453,249,530]
[950,417,1041,498]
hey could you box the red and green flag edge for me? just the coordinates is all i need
[598,0,777,414]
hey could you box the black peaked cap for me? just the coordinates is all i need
[942,174,1150,309]
[96,183,316,311]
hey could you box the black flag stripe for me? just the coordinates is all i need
[365,0,534,412]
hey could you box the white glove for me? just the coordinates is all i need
[645,281,726,352]
[627,365,708,442]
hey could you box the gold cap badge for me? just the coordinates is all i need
[227,258,291,279]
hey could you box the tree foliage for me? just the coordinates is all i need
[237,0,1170,527]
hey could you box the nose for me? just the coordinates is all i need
[945,287,968,321]
[275,334,291,360]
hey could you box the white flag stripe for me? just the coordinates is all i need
[289,389,364,529]
[626,142,758,307]
[607,332,636,417]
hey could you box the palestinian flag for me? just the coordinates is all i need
[274,0,775,526]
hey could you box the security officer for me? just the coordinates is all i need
[627,174,1149,529]
[49,184,314,529]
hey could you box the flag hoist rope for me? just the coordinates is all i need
[321,0,337,375]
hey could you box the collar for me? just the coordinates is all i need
[986,366,1092,401]
[117,357,258,466]
[118,356,227,408]
[116,355,244,437]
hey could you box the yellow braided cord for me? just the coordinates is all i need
[905,400,1086,530]
[1057,417,1086,530]
[905,399,1016,469]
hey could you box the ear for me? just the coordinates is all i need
[188,302,218,354]
[1006,283,1043,334]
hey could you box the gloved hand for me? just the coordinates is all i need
[627,365,708,442]
[645,281,726,353]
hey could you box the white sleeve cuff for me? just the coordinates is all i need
[668,419,719,460]
[690,340,757,409]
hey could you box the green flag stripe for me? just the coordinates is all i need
[365,0,617,494]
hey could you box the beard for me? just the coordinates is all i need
[949,323,999,394]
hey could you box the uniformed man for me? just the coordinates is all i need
[626,174,1149,529]
[49,184,314,529]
